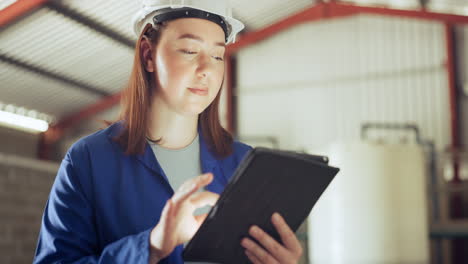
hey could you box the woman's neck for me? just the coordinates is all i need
[147,97,198,150]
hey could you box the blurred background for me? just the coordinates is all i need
[1,0,468,263]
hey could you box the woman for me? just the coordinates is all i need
[34,1,303,263]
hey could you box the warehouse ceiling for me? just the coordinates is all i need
[1,0,468,127]
[0,0,316,124]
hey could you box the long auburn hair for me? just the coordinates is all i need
[114,23,233,158]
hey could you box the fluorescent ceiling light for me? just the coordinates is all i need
[0,102,51,133]
[0,0,17,11]
[0,110,49,133]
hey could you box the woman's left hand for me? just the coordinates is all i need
[240,212,303,264]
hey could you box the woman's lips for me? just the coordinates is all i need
[188,87,208,96]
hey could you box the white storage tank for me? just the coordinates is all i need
[308,142,430,264]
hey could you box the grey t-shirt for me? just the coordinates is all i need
[148,134,217,264]
[149,133,202,192]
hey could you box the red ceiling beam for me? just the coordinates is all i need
[228,2,468,53]
[54,92,122,132]
[444,23,463,262]
[445,23,459,149]
[330,2,468,24]
[227,2,358,54]
[55,92,121,133]
[38,92,121,159]
[227,3,328,54]
[0,0,48,28]
[39,92,121,156]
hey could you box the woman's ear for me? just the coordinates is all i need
[140,38,155,72]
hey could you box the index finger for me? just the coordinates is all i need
[172,173,213,203]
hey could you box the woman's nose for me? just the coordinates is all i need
[196,53,214,78]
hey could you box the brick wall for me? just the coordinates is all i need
[0,126,39,159]
[0,154,58,264]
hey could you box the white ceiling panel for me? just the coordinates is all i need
[0,7,134,95]
[58,0,140,41]
[231,0,315,30]
[0,61,100,119]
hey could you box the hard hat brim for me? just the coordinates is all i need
[132,5,244,44]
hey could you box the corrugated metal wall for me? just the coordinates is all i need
[236,15,450,151]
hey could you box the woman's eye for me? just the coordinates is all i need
[213,56,224,61]
[180,50,197,55]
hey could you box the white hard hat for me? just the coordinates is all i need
[132,0,244,44]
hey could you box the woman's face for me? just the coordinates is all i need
[150,18,226,115]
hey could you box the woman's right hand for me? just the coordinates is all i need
[148,173,219,263]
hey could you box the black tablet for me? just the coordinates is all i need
[183,147,339,264]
